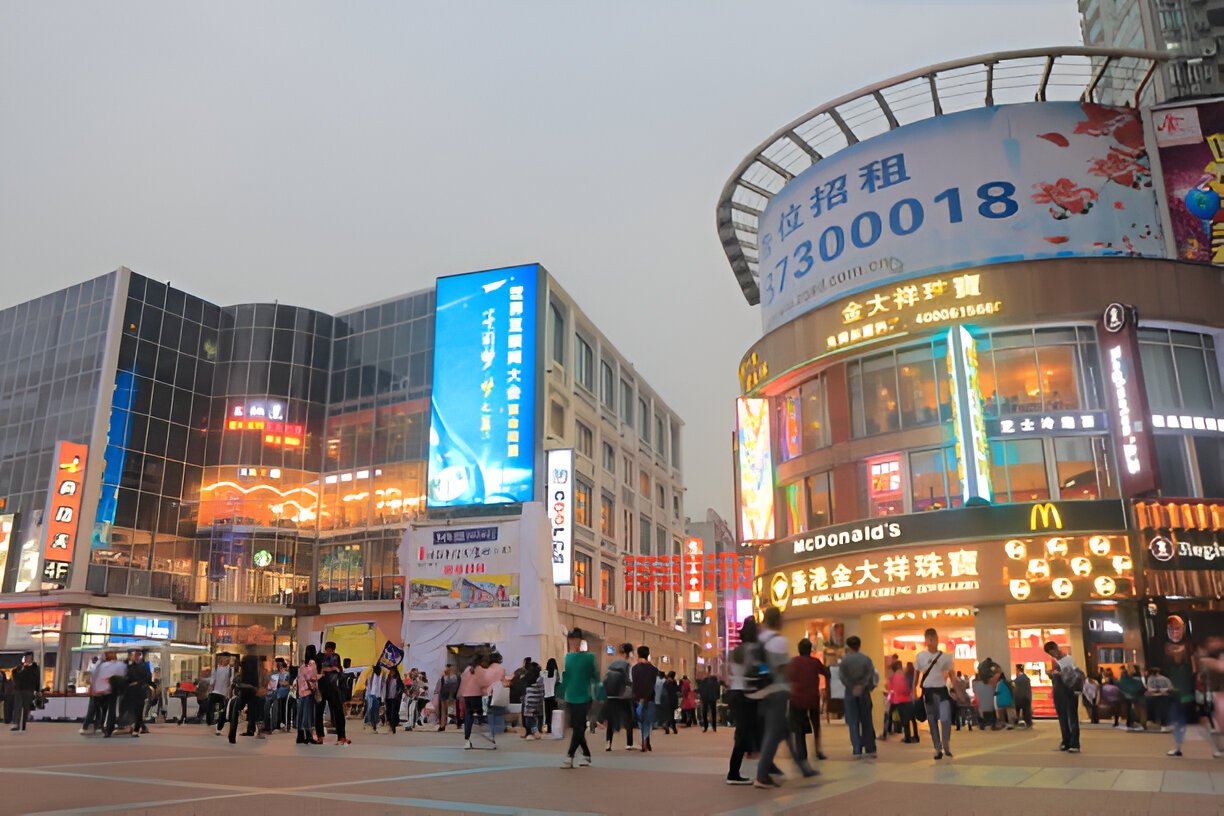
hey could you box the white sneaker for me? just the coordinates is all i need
[560,756,574,769]
[78,727,93,736]
[579,755,591,767]
[464,740,473,750]
[1160,726,1172,733]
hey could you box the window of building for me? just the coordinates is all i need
[1154,435,1192,497]
[781,482,804,536]
[1053,436,1115,500]
[910,447,956,511]
[639,516,652,556]
[851,352,899,436]
[1139,330,1220,413]
[638,398,650,442]
[623,454,633,485]
[805,472,832,529]
[777,390,802,462]
[620,380,634,425]
[991,439,1050,503]
[575,479,592,527]
[600,564,613,607]
[575,335,594,392]
[575,421,594,458]
[550,401,565,438]
[639,469,650,498]
[862,453,904,516]
[601,441,616,473]
[575,552,591,598]
[600,361,615,409]
[656,526,668,559]
[1194,436,1224,498]
[670,423,681,468]
[672,494,680,521]
[656,483,665,508]
[550,302,565,366]
[977,328,1094,416]
[654,415,665,457]
[600,494,614,538]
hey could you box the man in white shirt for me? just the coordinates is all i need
[1044,640,1081,753]
[915,628,956,760]
[83,651,126,736]
[209,653,234,736]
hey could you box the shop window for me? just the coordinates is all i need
[864,453,903,516]
[910,448,957,511]
[575,479,592,527]
[991,439,1050,503]
[1155,435,1192,497]
[1139,343,1179,413]
[805,472,832,529]
[575,553,591,597]
[575,421,594,458]
[1194,436,1224,498]
[600,494,614,537]
[1053,436,1114,500]
[897,346,940,428]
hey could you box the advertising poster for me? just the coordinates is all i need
[735,398,775,543]
[758,101,1164,332]
[427,264,539,508]
[1151,100,1224,263]
[406,523,520,610]
[44,441,89,585]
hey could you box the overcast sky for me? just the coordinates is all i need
[0,1,1083,524]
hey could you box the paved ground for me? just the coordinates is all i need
[0,718,1221,815]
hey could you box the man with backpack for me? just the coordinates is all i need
[1044,640,1083,753]
[602,643,636,751]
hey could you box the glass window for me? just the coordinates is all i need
[550,302,565,365]
[1139,343,1178,413]
[620,380,633,425]
[575,421,593,457]
[575,552,591,598]
[775,393,801,462]
[1194,436,1224,498]
[859,353,900,436]
[601,442,616,473]
[638,398,649,441]
[654,415,665,455]
[991,439,1050,502]
[780,482,803,536]
[910,448,953,511]
[801,377,827,451]
[1035,344,1080,411]
[623,455,633,485]
[575,336,594,392]
[804,473,832,529]
[575,479,592,527]
[897,346,940,428]
[639,470,650,498]
[600,494,614,537]
[1155,435,1192,497]
[639,516,652,556]
[600,565,613,607]
[989,346,1041,415]
[600,361,615,408]
[1173,346,1214,411]
[670,424,681,468]
[656,484,665,508]
[864,454,903,516]
[1053,436,1113,500]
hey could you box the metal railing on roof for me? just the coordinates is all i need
[716,47,1167,306]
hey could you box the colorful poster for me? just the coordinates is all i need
[427,264,539,508]
[758,102,1163,332]
[736,397,775,543]
[1151,100,1224,263]
[378,641,405,670]
[406,522,520,610]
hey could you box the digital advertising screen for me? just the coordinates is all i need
[736,397,776,543]
[427,264,540,508]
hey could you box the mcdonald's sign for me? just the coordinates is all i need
[1029,503,1063,531]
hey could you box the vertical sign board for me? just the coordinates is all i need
[947,327,992,503]
[427,265,540,509]
[43,441,88,584]
[736,398,775,543]
[1099,304,1160,497]
[547,448,574,585]
[683,537,704,610]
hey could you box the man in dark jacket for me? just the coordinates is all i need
[121,650,152,737]
[602,643,636,751]
[697,667,721,732]
[228,644,265,744]
[11,653,40,731]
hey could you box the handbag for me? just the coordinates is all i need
[490,683,510,709]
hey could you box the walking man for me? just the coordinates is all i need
[209,653,233,735]
[839,636,877,759]
[698,666,721,732]
[318,641,350,744]
[630,645,660,753]
[559,628,596,769]
[602,642,636,751]
[228,645,266,744]
[916,627,956,760]
[750,606,792,790]
[787,637,826,775]
[10,653,39,732]
[1044,640,1082,753]
[1013,665,1033,729]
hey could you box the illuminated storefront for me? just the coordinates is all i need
[722,50,1224,701]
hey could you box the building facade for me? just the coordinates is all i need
[0,265,694,689]
[720,50,1223,717]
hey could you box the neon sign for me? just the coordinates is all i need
[947,326,991,504]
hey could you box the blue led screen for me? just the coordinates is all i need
[426,264,539,508]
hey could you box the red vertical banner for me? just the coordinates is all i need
[683,538,704,609]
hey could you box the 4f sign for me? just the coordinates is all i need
[547,449,574,586]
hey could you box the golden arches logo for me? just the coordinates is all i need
[1029,503,1063,531]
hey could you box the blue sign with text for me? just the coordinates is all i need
[427,264,539,508]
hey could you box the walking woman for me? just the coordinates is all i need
[543,658,559,734]
[484,653,509,745]
[384,666,404,734]
[559,628,597,768]
[296,650,320,744]
[726,617,759,784]
[680,677,697,727]
[459,656,485,750]
[303,645,326,743]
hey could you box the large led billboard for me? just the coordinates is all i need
[736,397,775,543]
[427,264,539,508]
[758,101,1164,333]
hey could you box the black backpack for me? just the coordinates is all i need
[745,636,774,692]
[602,663,629,698]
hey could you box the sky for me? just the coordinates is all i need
[0,0,1084,525]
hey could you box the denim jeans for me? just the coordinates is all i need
[1053,682,1080,750]
[844,693,876,755]
[297,695,315,735]
[365,695,381,728]
[637,700,656,744]
[1169,698,1188,748]
[488,705,506,740]
[924,691,953,752]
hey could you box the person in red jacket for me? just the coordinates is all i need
[786,638,829,776]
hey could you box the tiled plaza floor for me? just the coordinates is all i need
[0,718,1220,815]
